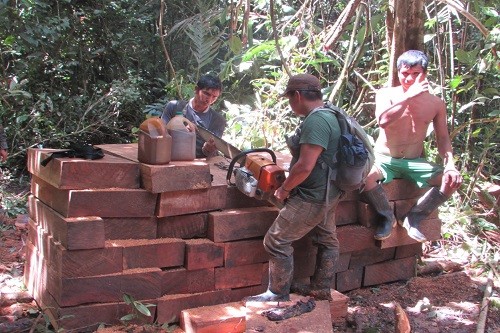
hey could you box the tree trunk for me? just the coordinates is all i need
[386,0,425,87]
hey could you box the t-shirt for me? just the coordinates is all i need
[293,109,341,202]
[161,100,226,158]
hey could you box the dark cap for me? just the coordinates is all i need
[280,74,321,97]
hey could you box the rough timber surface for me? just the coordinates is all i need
[97,143,212,193]
[27,147,140,189]
[245,294,333,333]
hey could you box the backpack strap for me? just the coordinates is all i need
[174,100,188,116]
[308,103,346,211]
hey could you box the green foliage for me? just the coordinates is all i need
[185,20,223,74]
[0,170,29,217]
[121,293,155,325]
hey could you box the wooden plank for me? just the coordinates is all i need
[31,175,158,218]
[38,286,157,332]
[185,239,224,270]
[336,267,363,292]
[47,267,163,307]
[348,247,396,269]
[112,238,185,270]
[215,263,264,289]
[245,295,333,333]
[329,290,349,325]
[161,268,188,295]
[186,268,216,293]
[158,213,208,239]
[28,195,105,250]
[180,302,246,333]
[363,256,416,287]
[140,162,212,193]
[224,240,269,267]
[156,291,230,324]
[156,185,266,218]
[337,225,379,253]
[335,200,358,226]
[395,243,423,259]
[97,143,140,161]
[99,143,212,193]
[50,239,123,278]
[207,207,279,242]
[378,218,441,249]
[103,217,157,240]
[27,147,140,189]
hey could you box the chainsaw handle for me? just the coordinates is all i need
[226,148,277,185]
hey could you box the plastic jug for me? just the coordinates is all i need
[137,118,172,164]
[165,111,196,161]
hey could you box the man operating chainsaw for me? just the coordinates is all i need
[161,74,226,158]
[245,74,342,302]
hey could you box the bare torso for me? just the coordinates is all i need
[375,86,445,159]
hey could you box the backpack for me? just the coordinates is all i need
[316,101,375,192]
[41,143,104,167]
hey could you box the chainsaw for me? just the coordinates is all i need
[195,124,286,208]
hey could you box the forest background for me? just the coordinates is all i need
[0,0,498,268]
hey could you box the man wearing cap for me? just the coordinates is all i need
[245,74,342,303]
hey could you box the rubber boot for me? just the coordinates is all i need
[309,247,338,300]
[244,256,293,302]
[401,187,448,242]
[361,184,396,240]
[291,246,338,301]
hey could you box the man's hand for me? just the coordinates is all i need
[274,186,290,203]
[406,73,428,99]
[442,168,462,190]
[0,149,7,162]
[202,138,217,156]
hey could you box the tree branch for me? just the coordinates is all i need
[159,0,182,99]
[270,0,291,77]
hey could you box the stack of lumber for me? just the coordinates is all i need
[24,144,441,332]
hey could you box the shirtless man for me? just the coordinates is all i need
[361,50,462,242]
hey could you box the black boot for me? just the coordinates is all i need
[309,246,338,300]
[291,246,338,301]
[361,184,396,240]
[245,256,293,302]
[401,187,448,242]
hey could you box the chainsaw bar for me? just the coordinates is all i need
[195,125,242,161]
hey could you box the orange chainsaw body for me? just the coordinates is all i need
[245,154,286,194]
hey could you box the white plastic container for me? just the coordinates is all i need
[165,112,196,161]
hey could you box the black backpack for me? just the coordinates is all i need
[40,143,104,166]
[315,102,374,192]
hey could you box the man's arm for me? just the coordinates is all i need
[433,102,462,190]
[274,143,323,201]
[0,126,8,161]
[160,101,180,124]
[376,74,428,128]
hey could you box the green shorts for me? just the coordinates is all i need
[375,152,443,188]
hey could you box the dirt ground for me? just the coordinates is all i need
[1,214,499,333]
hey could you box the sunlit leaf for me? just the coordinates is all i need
[449,76,463,89]
[120,314,136,321]
[133,302,152,316]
